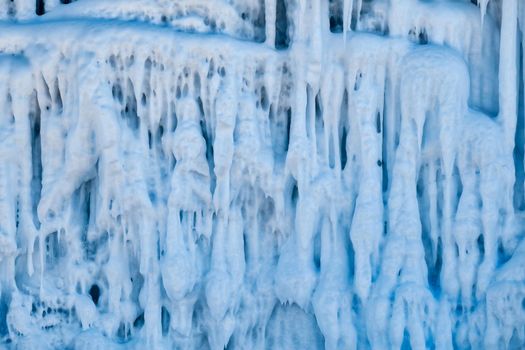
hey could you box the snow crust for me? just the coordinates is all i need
[0,0,524,349]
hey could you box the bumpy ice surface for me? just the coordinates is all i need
[0,0,524,349]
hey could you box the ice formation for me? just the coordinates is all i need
[0,0,524,349]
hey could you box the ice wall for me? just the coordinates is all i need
[0,0,523,349]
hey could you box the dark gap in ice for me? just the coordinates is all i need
[193,72,201,95]
[329,132,335,169]
[260,86,269,111]
[313,225,321,271]
[161,306,170,336]
[275,0,289,49]
[477,234,485,260]
[0,295,8,337]
[418,29,428,45]
[418,167,437,287]
[112,82,124,103]
[340,127,348,170]
[45,231,60,265]
[497,242,511,266]
[133,313,145,329]
[199,115,215,194]
[89,284,100,306]
[514,40,525,209]
[29,91,42,229]
[124,79,140,132]
[207,59,215,79]
[7,0,15,17]
[315,93,325,158]
[170,103,177,133]
[401,329,411,350]
[381,95,388,193]
[117,322,131,340]
[36,0,45,16]
[429,238,443,289]
[339,89,349,170]
[305,86,313,138]
[54,79,63,113]
[285,107,291,152]
[196,96,205,117]
[354,72,362,91]
[329,0,343,33]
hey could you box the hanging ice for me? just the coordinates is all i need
[0,0,524,349]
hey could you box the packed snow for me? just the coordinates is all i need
[0,0,524,349]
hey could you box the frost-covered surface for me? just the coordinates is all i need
[0,0,524,349]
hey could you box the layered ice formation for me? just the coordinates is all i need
[0,0,524,349]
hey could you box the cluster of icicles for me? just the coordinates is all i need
[0,0,524,349]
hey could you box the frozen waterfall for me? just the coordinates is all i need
[0,0,524,349]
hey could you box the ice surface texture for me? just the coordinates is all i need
[0,0,524,349]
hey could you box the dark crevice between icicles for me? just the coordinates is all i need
[285,107,292,152]
[30,91,43,229]
[112,82,124,104]
[284,176,299,225]
[6,0,15,18]
[52,79,63,113]
[161,306,170,336]
[376,111,381,134]
[339,89,349,170]
[329,132,336,169]
[198,100,215,195]
[45,231,60,267]
[260,86,269,111]
[340,127,348,170]
[35,0,45,15]
[409,27,428,45]
[251,2,266,43]
[429,238,443,291]
[514,40,525,210]
[305,85,313,139]
[89,284,100,306]
[313,225,321,272]
[418,29,428,45]
[133,313,145,329]
[124,79,140,133]
[329,0,344,33]
[497,242,511,267]
[477,234,485,262]
[381,92,389,193]
[0,294,9,338]
[417,165,435,290]
[314,93,324,158]
[275,0,289,49]
[401,330,411,350]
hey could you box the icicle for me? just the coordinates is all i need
[265,0,276,47]
[479,0,489,26]
[498,0,518,154]
[355,0,362,30]
[349,77,383,301]
[343,0,353,46]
